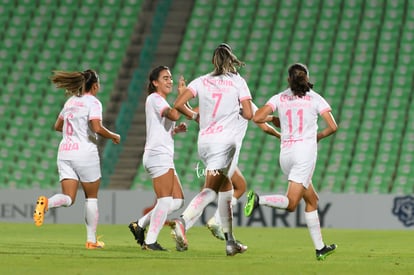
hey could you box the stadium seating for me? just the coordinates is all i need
[0,0,143,188]
[1,0,412,195]
[132,0,413,194]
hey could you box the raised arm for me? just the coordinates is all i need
[174,88,198,120]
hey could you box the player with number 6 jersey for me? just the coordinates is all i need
[57,93,103,161]
[33,69,121,250]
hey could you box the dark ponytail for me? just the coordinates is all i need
[288,63,314,97]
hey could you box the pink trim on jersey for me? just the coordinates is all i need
[239,95,252,102]
[188,86,197,97]
[319,108,331,115]
[160,106,169,117]
[266,102,276,112]
[89,116,101,120]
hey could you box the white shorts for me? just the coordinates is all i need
[57,159,101,182]
[143,152,175,178]
[198,143,237,177]
[279,143,317,189]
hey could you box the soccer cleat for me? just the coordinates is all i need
[85,240,105,249]
[226,240,248,256]
[316,244,337,261]
[128,221,145,246]
[169,218,188,251]
[33,196,49,227]
[244,190,259,217]
[142,242,168,251]
[206,217,225,241]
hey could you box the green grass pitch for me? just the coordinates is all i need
[0,223,412,275]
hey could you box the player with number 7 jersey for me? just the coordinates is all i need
[171,43,252,256]
[187,73,252,144]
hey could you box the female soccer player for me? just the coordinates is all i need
[206,101,281,240]
[170,43,252,256]
[129,66,186,251]
[244,63,338,261]
[33,69,121,249]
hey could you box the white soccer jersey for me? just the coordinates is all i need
[57,94,102,160]
[144,92,175,157]
[235,101,259,144]
[187,73,252,144]
[266,88,331,146]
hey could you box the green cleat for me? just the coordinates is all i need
[316,244,337,261]
[244,190,259,217]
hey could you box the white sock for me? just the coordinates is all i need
[211,208,221,225]
[305,210,324,250]
[259,195,289,209]
[138,198,184,229]
[145,197,173,244]
[85,198,99,243]
[138,211,152,228]
[231,196,237,206]
[217,190,233,236]
[182,188,217,231]
[210,196,237,226]
[169,198,184,214]
[48,194,72,208]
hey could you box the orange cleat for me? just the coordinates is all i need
[33,196,48,227]
[85,240,105,249]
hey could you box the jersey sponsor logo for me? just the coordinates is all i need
[59,142,79,152]
[392,196,414,227]
[65,101,85,108]
[280,94,311,102]
[200,121,223,136]
[203,78,233,88]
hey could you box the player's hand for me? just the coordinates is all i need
[174,122,187,134]
[272,116,281,128]
[112,133,121,144]
[178,75,186,95]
